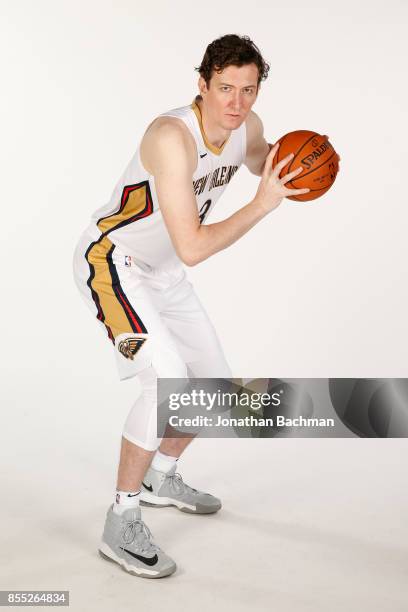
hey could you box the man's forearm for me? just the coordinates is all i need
[184,197,269,266]
[184,143,275,265]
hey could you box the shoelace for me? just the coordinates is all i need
[168,472,198,495]
[122,519,160,554]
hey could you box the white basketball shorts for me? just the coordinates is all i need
[72,225,232,381]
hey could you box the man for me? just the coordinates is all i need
[72,34,309,578]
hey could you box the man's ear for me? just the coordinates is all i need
[198,76,208,97]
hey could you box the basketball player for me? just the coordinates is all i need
[72,34,311,578]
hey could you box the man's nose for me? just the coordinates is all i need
[231,92,242,111]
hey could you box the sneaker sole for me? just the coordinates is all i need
[140,493,221,514]
[98,542,176,579]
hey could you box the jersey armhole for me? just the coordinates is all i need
[137,145,152,178]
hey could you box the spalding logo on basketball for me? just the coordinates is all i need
[272,130,340,201]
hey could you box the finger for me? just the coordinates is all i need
[262,142,280,176]
[267,142,279,161]
[272,152,294,176]
[287,188,310,195]
[282,165,303,184]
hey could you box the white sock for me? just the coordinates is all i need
[151,450,178,473]
[113,489,140,515]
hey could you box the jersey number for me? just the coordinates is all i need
[199,199,212,224]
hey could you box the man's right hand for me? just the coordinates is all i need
[254,142,310,213]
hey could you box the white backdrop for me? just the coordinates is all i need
[1,0,407,384]
[1,2,408,609]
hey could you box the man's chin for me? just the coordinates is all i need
[222,116,245,130]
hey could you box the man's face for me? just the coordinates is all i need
[199,63,259,130]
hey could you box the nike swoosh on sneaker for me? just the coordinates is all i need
[120,547,159,566]
[200,153,207,158]
[142,482,153,492]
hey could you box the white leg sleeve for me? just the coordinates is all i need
[122,348,189,451]
[122,366,161,451]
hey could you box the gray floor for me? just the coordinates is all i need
[2,376,407,612]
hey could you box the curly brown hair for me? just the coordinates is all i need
[195,34,270,88]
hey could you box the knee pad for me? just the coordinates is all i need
[122,351,188,451]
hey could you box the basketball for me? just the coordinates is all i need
[272,130,340,201]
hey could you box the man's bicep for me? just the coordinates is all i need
[155,166,200,240]
[151,127,200,262]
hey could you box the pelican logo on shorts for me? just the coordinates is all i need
[118,337,146,360]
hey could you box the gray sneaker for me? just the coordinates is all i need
[98,504,176,578]
[140,464,222,514]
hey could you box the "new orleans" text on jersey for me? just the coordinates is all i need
[193,165,239,196]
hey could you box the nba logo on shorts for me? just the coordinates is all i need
[125,255,132,267]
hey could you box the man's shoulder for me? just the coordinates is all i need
[144,113,193,143]
[141,113,196,174]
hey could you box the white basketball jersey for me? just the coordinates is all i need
[87,96,247,267]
